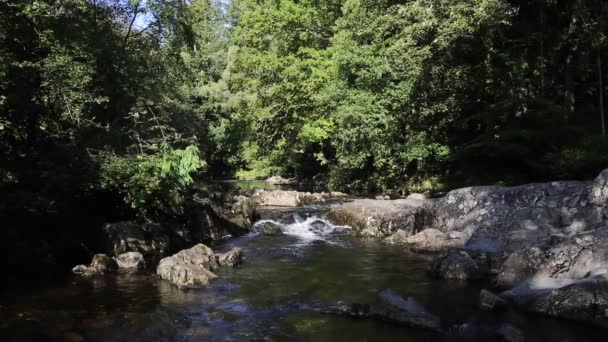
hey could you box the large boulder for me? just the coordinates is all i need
[185,195,256,242]
[328,198,433,238]
[524,274,608,325]
[496,228,608,289]
[156,244,219,288]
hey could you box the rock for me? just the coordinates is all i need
[251,189,346,207]
[590,168,608,206]
[252,190,307,207]
[156,244,219,288]
[523,274,608,326]
[102,222,172,265]
[90,254,118,273]
[186,195,255,241]
[479,289,506,311]
[280,213,304,225]
[322,289,442,333]
[309,219,327,234]
[267,176,299,185]
[407,193,428,201]
[258,221,283,235]
[72,264,88,275]
[114,252,145,270]
[376,289,442,331]
[387,228,464,251]
[495,247,546,289]
[216,247,243,267]
[328,198,433,238]
[430,252,481,280]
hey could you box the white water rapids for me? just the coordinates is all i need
[252,214,352,242]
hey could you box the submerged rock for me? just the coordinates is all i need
[216,247,243,267]
[258,221,283,235]
[156,244,219,288]
[376,289,442,331]
[430,252,482,280]
[322,289,442,333]
[479,289,506,311]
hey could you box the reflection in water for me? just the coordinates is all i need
[1,206,606,341]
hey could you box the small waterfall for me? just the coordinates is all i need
[253,215,351,241]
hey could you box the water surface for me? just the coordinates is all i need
[0,206,604,341]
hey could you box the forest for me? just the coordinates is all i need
[1,0,607,215]
[3,1,608,340]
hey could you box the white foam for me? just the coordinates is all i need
[253,216,351,242]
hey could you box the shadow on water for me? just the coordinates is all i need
[0,205,606,341]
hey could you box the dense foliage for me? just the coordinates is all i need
[1,0,608,214]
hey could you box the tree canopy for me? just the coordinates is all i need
[1,0,607,213]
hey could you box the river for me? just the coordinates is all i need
[0,196,605,341]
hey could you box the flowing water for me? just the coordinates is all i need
[0,204,605,341]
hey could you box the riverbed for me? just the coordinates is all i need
[0,204,605,341]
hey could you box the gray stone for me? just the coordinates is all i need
[430,252,482,280]
[115,252,145,269]
[479,289,506,311]
[216,247,243,267]
[258,221,283,235]
[90,254,118,273]
[328,198,433,238]
[156,244,219,288]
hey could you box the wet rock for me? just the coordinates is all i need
[216,247,243,267]
[258,221,283,235]
[156,244,219,288]
[522,274,608,326]
[90,254,118,273]
[186,195,255,241]
[430,252,482,280]
[479,289,506,311]
[309,220,328,234]
[280,213,304,225]
[322,302,373,318]
[328,198,433,238]
[322,289,442,332]
[376,289,442,331]
[72,264,88,275]
[115,252,145,270]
